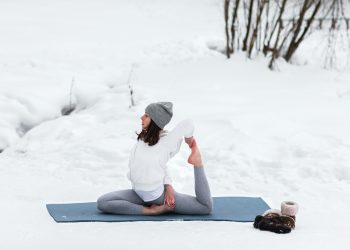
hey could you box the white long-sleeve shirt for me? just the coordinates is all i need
[126,119,194,195]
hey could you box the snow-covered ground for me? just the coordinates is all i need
[1,0,350,249]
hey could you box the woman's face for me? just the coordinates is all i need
[141,113,151,130]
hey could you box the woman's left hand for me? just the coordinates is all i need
[164,184,175,208]
[184,136,194,148]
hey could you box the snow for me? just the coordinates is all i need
[1,0,350,249]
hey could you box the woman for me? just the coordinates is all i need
[97,102,213,215]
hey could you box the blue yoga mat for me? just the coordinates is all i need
[46,197,270,223]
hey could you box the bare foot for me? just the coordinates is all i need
[143,204,173,215]
[187,139,203,167]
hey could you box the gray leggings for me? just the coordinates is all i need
[97,166,213,215]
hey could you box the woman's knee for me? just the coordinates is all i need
[202,198,213,214]
[97,196,108,211]
[203,206,212,215]
[97,194,118,211]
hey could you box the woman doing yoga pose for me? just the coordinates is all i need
[97,102,213,215]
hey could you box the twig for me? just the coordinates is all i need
[127,65,136,108]
[69,77,75,111]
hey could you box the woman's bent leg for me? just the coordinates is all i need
[173,166,213,215]
[97,189,146,215]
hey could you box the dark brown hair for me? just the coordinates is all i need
[136,119,161,146]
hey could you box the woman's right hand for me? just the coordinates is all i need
[164,185,175,208]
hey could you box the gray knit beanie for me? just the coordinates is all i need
[145,102,173,129]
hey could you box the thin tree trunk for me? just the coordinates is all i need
[269,14,284,69]
[262,0,270,50]
[230,0,241,54]
[283,0,311,59]
[284,0,322,61]
[248,0,267,58]
[224,0,231,58]
[265,0,288,55]
[242,0,254,51]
